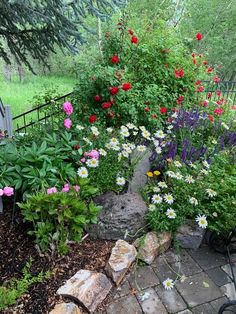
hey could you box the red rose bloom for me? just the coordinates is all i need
[122,83,132,91]
[197,86,204,93]
[145,107,150,112]
[216,90,221,97]
[131,36,138,44]
[207,92,212,99]
[193,59,197,65]
[208,115,214,122]
[109,86,119,95]
[214,108,224,115]
[111,55,119,64]
[192,53,196,58]
[196,32,203,41]
[196,80,201,86]
[174,68,184,78]
[213,76,220,84]
[94,95,101,102]
[102,102,112,109]
[160,107,167,114]
[128,29,134,35]
[89,115,97,123]
[207,67,213,73]
[203,60,208,65]
[177,95,184,105]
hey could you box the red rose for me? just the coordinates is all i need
[207,67,213,73]
[128,29,134,35]
[195,80,201,86]
[208,115,214,122]
[122,83,132,91]
[203,60,208,65]
[213,76,220,84]
[89,115,97,123]
[102,102,112,109]
[216,90,221,97]
[111,55,119,64]
[214,108,223,115]
[177,95,184,105]
[160,107,167,114]
[197,86,204,93]
[145,107,150,112]
[207,92,212,99]
[192,53,196,58]
[94,95,101,102]
[193,59,197,65]
[131,36,138,44]
[196,32,203,41]
[109,86,119,95]
[174,68,184,78]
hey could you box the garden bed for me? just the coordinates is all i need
[0,205,114,313]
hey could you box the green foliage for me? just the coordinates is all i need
[18,185,100,254]
[0,258,50,311]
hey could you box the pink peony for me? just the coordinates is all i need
[47,187,57,194]
[64,118,72,129]
[0,189,4,196]
[86,150,100,160]
[63,102,73,116]
[62,183,70,193]
[73,185,80,192]
[3,186,14,196]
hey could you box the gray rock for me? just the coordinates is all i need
[176,220,205,249]
[88,192,148,240]
[128,149,152,193]
[49,303,81,314]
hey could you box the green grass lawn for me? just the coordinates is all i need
[0,75,76,117]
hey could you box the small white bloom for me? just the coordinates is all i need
[166,171,176,178]
[221,122,229,130]
[153,187,161,193]
[206,189,217,198]
[163,278,174,290]
[111,145,120,151]
[139,126,146,131]
[116,177,126,186]
[128,143,136,150]
[164,193,174,204]
[153,140,160,147]
[86,158,99,168]
[76,125,84,131]
[152,194,163,204]
[158,181,168,188]
[155,147,162,154]
[91,126,99,136]
[196,214,208,228]
[133,131,138,136]
[105,143,112,149]
[212,139,217,145]
[202,160,210,169]
[82,137,92,145]
[120,127,130,137]
[126,123,136,129]
[99,148,107,156]
[189,197,198,206]
[172,112,178,118]
[142,130,151,140]
[167,125,174,130]
[185,175,195,184]
[175,172,183,180]
[77,167,88,178]
[189,162,197,169]
[166,208,176,219]
[200,169,209,175]
[106,127,113,133]
[110,137,119,146]
[149,204,156,211]
[174,161,182,168]
[155,130,166,139]
[137,145,146,152]
[122,150,129,158]
[118,153,122,161]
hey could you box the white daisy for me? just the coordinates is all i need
[149,204,156,211]
[189,162,197,169]
[105,143,112,149]
[189,197,198,206]
[120,127,130,137]
[122,150,129,158]
[196,215,208,228]
[111,145,120,151]
[86,158,99,168]
[206,189,217,198]
[126,123,136,129]
[91,126,99,136]
[200,169,209,176]
[153,187,161,193]
[164,193,174,204]
[166,171,176,178]
[82,137,92,145]
[163,278,174,290]
[153,140,160,147]
[155,147,162,154]
[172,112,178,118]
[142,130,151,140]
[133,131,138,136]
[158,181,168,188]
[116,177,126,186]
[99,148,107,156]
[202,160,210,169]
[139,126,146,132]
[152,194,163,204]
[128,143,136,150]
[185,175,195,184]
[166,208,176,219]
[175,172,183,180]
[76,125,84,131]
[106,127,113,133]
[155,130,166,139]
[137,145,147,152]
[110,137,119,146]
[167,125,174,130]
[77,167,88,178]
[174,161,182,168]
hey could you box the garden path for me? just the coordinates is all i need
[102,245,236,314]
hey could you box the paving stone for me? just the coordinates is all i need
[137,288,167,314]
[114,279,131,299]
[176,220,205,249]
[152,255,176,282]
[206,267,231,286]
[220,282,236,300]
[106,295,142,314]
[210,297,229,312]
[49,302,81,314]
[155,285,187,313]
[177,310,193,314]
[191,303,214,314]
[105,239,137,285]
[175,272,223,307]
[57,270,112,313]
[221,263,236,279]
[128,265,160,290]
[171,250,202,277]
[187,246,227,270]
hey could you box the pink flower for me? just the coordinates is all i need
[63,102,73,116]
[213,76,220,84]
[80,157,86,163]
[62,183,70,193]
[0,189,4,196]
[73,185,80,192]
[214,108,224,116]
[47,187,57,194]
[203,100,209,107]
[86,150,100,160]
[64,118,72,129]
[3,186,14,196]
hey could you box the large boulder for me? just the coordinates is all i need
[88,192,148,240]
[176,220,205,249]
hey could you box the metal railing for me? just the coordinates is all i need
[0,98,5,118]
[202,80,236,103]
[13,92,73,133]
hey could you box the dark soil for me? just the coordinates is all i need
[0,199,114,314]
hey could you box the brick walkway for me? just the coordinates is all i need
[104,245,236,314]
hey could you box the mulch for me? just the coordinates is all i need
[0,198,115,314]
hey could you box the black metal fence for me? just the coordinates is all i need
[13,92,73,133]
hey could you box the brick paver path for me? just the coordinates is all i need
[104,245,236,314]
